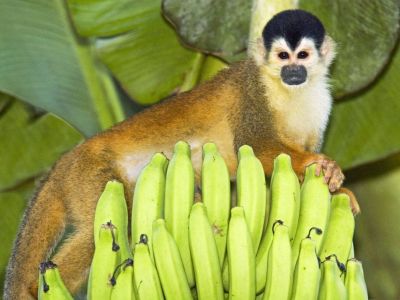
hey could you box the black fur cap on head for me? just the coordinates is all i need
[262,10,325,51]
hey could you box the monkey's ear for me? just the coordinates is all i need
[320,35,336,66]
[250,37,268,66]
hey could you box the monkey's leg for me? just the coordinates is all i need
[51,225,94,294]
[255,143,345,191]
[4,181,67,300]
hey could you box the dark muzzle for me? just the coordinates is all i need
[281,65,307,85]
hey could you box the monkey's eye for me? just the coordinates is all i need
[297,51,309,59]
[278,52,289,59]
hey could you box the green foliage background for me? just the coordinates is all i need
[0,0,399,298]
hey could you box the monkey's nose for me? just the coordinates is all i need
[281,65,307,85]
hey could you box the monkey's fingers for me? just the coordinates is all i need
[312,157,344,192]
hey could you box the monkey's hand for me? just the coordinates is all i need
[307,155,345,193]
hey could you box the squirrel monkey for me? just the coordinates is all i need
[4,9,356,299]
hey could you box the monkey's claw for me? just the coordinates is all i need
[313,158,344,192]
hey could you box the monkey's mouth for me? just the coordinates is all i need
[281,65,307,86]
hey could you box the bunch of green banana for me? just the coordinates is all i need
[318,255,347,300]
[131,152,168,258]
[291,164,331,273]
[263,220,292,300]
[110,258,139,300]
[133,234,164,300]
[227,206,256,300]
[38,261,73,300]
[164,141,195,287]
[256,153,300,293]
[290,227,322,300]
[345,259,368,300]
[87,222,120,300]
[94,181,131,260]
[319,194,355,264]
[37,142,370,300]
[201,143,230,267]
[189,202,224,300]
[152,219,193,299]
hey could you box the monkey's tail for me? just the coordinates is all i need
[3,175,67,300]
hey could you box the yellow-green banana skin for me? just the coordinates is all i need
[319,194,355,264]
[131,153,168,258]
[164,141,195,287]
[201,143,231,268]
[290,237,321,300]
[133,237,164,300]
[87,223,120,300]
[189,202,224,300]
[236,145,267,252]
[291,164,330,273]
[94,181,131,260]
[228,207,255,300]
[345,259,368,300]
[256,154,300,293]
[318,258,347,300]
[153,219,193,300]
[263,222,292,300]
[110,260,139,300]
[38,262,73,300]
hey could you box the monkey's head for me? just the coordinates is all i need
[255,10,336,88]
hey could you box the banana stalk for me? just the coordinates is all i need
[164,141,195,286]
[201,142,231,267]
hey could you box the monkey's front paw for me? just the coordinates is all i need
[312,157,344,192]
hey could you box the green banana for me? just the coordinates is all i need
[94,180,131,260]
[201,142,231,267]
[236,145,267,252]
[263,220,292,300]
[345,259,368,300]
[291,163,331,273]
[164,141,195,286]
[319,194,355,264]
[38,261,73,300]
[319,255,347,300]
[189,202,224,300]
[87,222,120,300]
[222,145,268,290]
[131,152,168,258]
[133,234,164,300]
[152,219,193,300]
[256,153,300,293]
[290,227,322,300]
[110,258,139,300]
[227,207,255,300]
